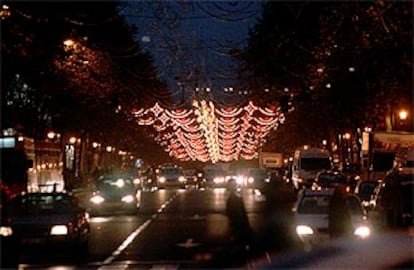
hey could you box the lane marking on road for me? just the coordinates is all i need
[100,192,180,267]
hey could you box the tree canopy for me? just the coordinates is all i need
[1,1,170,162]
[238,1,413,154]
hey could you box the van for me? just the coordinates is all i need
[291,146,332,190]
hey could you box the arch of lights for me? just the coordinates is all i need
[132,100,287,163]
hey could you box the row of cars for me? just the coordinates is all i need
[136,164,273,191]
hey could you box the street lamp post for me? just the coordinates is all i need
[397,109,408,130]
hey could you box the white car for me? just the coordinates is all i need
[293,189,371,250]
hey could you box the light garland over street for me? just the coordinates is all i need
[132,100,287,162]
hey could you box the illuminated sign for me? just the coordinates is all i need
[0,137,16,148]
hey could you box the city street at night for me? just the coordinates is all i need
[1,1,413,269]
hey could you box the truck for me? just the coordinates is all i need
[0,136,34,198]
[291,146,332,190]
[258,152,284,170]
[0,135,64,199]
[368,131,414,181]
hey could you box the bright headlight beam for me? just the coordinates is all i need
[50,225,68,235]
[90,195,105,204]
[354,225,371,238]
[0,226,13,236]
[296,225,314,235]
[121,195,135,203]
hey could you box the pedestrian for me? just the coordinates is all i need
[257,174,300,254]
[225,178,255,247]
[328,187,353,238]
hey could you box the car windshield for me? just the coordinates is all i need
[358,182,378,195]
[159,168,183,176]
[298,195,330,214]
[96,178,134,192]
[248,169,267,178]
[301,158,332,171]
[317,173,347,185]
[2,1,412,269]
[298,194,362,216]
[8,194,75,216]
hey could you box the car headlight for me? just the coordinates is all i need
[0,226,13,237]
[197,173,203,177]
[248,177,254,184]
[159,176,166,183]
[121,194,135,203]
[296,225,314,236]
[179,176,186,182]
[50,225,68,235]
[133,178,141,185]
[354,225,371,238]
[90,195,105,204]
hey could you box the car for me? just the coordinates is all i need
[353,179,381,209]
[183,169,198,186]
[368,170,414,229]
[87,176,141,216]
[341,162,362,191]
[293,189,371,250]
[256,229,413,269]
[1,192,90,256]
[141,167,158,191]
[240,168,270,190]
[157,165,187,189]
[312,170,350,191]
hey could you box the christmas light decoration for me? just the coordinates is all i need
[132,100,287,162]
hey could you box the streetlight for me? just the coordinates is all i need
[69,137,77,144]
[399,110,408,121]
[397,109,408,130]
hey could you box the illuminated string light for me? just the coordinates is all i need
[133,99,287,162]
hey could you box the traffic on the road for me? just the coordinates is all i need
[1,151,414,268]
[1,1,413,269]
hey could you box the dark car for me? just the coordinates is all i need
[157,165,187,189]
[368,170,413,229]
[342,162,362,191]
[354,180,381,209]
[87,176,141,216]
[141,167,158,191]
[2,192,90,256]
[312,170,350,191]
[242,168,270,190]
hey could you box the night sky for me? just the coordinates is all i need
[121,1,263,100]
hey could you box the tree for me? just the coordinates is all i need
[1,1,170,159]
[238,1,412,154]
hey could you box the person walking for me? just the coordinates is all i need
[328,187,353,238]
[257,174,300,254]
[225,178,255,247]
